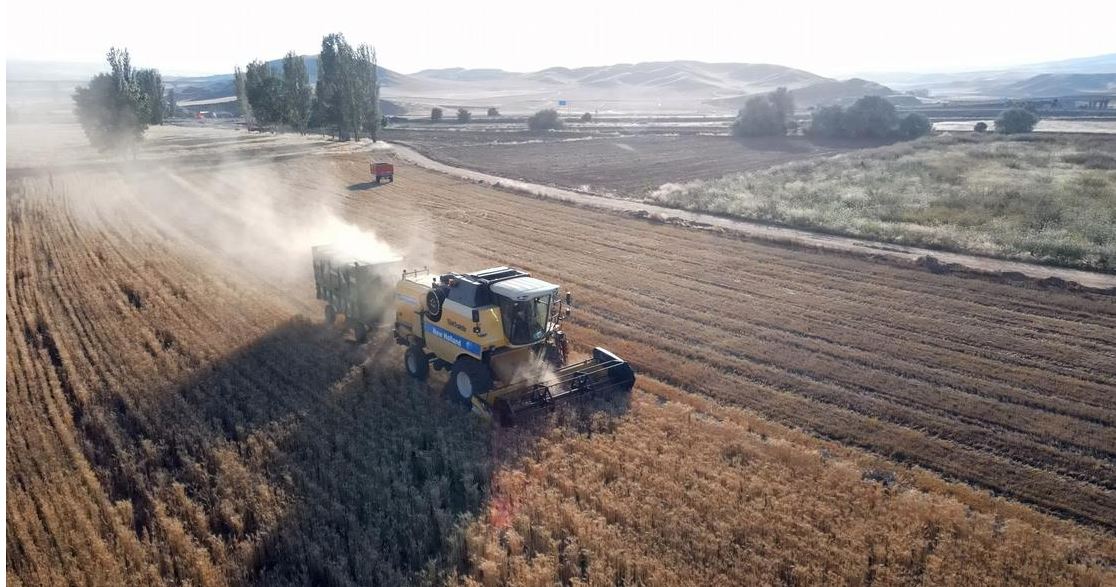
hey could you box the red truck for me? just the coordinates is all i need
[370,162,394,184]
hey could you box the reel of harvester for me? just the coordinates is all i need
[487,347,636,426]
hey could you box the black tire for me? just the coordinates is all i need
[608,362,636,393]
[324,304,336,325]
[374,176,382,184]
[352,322,368,344]
[449,357,492,403]
[426,289,445,322]
[404,345,429,380]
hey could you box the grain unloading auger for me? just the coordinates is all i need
[392,266,635,425]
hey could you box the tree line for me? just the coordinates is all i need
[72,33,382,152]
[729,89,932,141]
[729,88,1040,140]
[236,33,381,141]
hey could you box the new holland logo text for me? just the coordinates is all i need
[424,322,481,354]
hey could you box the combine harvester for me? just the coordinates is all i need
[313,247,636,424]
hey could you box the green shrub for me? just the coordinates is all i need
[995,108,1039,134]
[430,107,443,122]
[733,96,785,137]
[527,108,562,131]
[898,113,932,139]
[809,106,846,138]
[843,96,898,139]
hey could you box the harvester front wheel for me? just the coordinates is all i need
[324,304,336,325]
[450,357,492,403]
[405,345,429,380]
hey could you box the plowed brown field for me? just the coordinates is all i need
[7,125,1116,586]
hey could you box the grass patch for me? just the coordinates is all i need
[648,134,1116,271]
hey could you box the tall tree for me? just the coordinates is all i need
[281,52,312,132]
[314,34,345,137]
[313,33,380,141]
[770,87,794,131]
[135,68,164,125]
[234,66,254,124]
[245,60,284,125]
[72,47,148,152]
[358,45,380,141]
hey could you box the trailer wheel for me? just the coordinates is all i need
[404,345,429,380]
[324,304,336,325]
[450,357,492,402]
[352,322,368,344]
[426,289,446,322]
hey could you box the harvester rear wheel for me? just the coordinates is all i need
[405,345,429,380]
[450,357,492,403]
[324,304,336,325]
[352,322,368,344]
[426,290,445,322]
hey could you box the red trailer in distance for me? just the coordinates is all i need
[371,162,394,183]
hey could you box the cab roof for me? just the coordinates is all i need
[489,276,559,301]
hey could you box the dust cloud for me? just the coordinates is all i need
[10,122,428,289]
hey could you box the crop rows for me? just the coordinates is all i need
[285,152,1116,529]
[7,128,1116,585]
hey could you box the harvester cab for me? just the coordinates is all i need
[393,266,635,424]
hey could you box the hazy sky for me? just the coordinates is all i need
[7,0,1115,76]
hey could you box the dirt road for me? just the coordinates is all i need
[8,124,1116,585]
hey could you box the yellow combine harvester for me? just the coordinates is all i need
[393,266,635,424]
[313,246,635,424]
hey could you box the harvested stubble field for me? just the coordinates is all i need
[7,125,1116,586]
[383,128,877,196]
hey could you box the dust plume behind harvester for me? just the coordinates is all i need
[312,246,635,424]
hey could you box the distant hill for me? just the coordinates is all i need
[866,53,1116,98]
[396,60,865,113]
[164,56,406,102]
[520,61,826,93]
[412,68,519,82]
[258,55,408,87]
[993,73,1116,97]
[25,54,1116,116]
[708,78,895,110]
[1014,53,1116,75]
[7,60,106,81]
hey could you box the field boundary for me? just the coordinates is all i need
[388,142,1116,293]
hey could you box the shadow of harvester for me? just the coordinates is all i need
[82,317,629,585]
